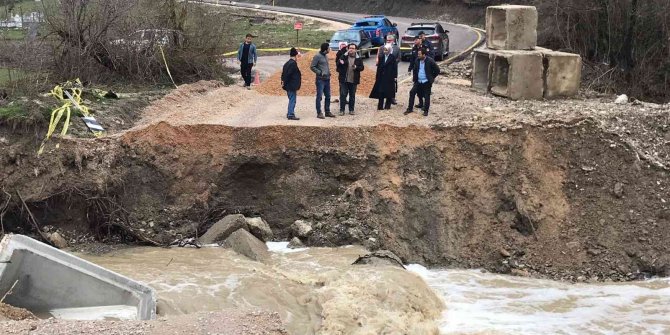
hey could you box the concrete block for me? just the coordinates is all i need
[490,50,544,100]
[540,50,582,98]
[223,229,270,262]
[244,217,273,242]
[199,214,247,244]
[0,234,156,320]
[486,5,538,50]
[472,48,494,92]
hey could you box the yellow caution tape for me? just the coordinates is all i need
[221,46,411,57]
[38,79,97,155]
[159,45,178,89]
[222,47,319,57]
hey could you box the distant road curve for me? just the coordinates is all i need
[203,0,485,64]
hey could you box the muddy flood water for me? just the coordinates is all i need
[81,243,670,335]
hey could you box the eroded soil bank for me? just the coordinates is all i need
[2,118,669,282]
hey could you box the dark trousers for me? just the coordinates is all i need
[409,82,432,111]
[240,62,253,87]
[377,98,392,109]
[339,82,357,112]
[315,77,331,114]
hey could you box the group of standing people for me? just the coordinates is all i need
[263,30,441,120]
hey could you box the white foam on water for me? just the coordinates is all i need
[407,265,670,335]
[49,305,138,320]
[266,241,308,253]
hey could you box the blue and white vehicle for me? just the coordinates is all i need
[350,15,399,47]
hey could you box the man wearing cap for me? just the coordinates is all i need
[336,43,365,115]
[237,33,258,89]
[310,43,335,119]
[281,47,302,120]
[418,31,434,59]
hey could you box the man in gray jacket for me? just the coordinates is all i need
[310,43,335,119]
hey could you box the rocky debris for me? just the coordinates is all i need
[510,269,531,277]
[287,237,304,249]
[615,94,629,104]
[169,237,201,248]
[46,232,68,249]
[353,250,405,269]
[0,310,287,334]
[442,57,472,80]
[223,229,271,262]
[0,303,37,321]
[245,217,273,242]
[613,182,624,198]
[291,220,313,238]
[199,214,247,244]
[500,248,512,258]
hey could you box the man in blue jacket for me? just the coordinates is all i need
[237,33,258,89]
[281,48,302,120]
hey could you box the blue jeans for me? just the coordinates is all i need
[286,90,297,118]
[315,77,331,114]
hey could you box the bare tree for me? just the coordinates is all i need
[43,0,139,77]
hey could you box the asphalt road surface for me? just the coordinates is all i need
[215,1,484,59]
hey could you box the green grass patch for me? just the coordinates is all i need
[190,5,334,54]
[0,101,51,127]
[0,103,25,119]
[232,20,332,50]
[0,28,26,40]
[0,67,26,85]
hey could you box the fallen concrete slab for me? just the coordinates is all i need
[0,234,156,320]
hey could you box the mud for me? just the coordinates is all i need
[2,109,669,282]
[78,245,444,334]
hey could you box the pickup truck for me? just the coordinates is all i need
[350,16,399,47]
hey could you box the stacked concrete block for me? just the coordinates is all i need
[540,50,582,98]
[486,5,538,50]
[473,5,581,100]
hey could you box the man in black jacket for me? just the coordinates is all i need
[405,48,440,116]
[407,37,424,108]
[281,47,302,120]
[336,43,365,115]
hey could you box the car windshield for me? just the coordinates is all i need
[354,21,379,27]
[332,31,360,42]
[406,28,436,36]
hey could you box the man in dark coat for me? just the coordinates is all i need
[281,47,302,120]
[336,43,365,115]
[377,35,401,105]
[405,47,440,116]
[369,45,397,110]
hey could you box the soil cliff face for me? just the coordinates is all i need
[3,120,666,281]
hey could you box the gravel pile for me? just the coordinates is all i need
[257,51,377,97]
